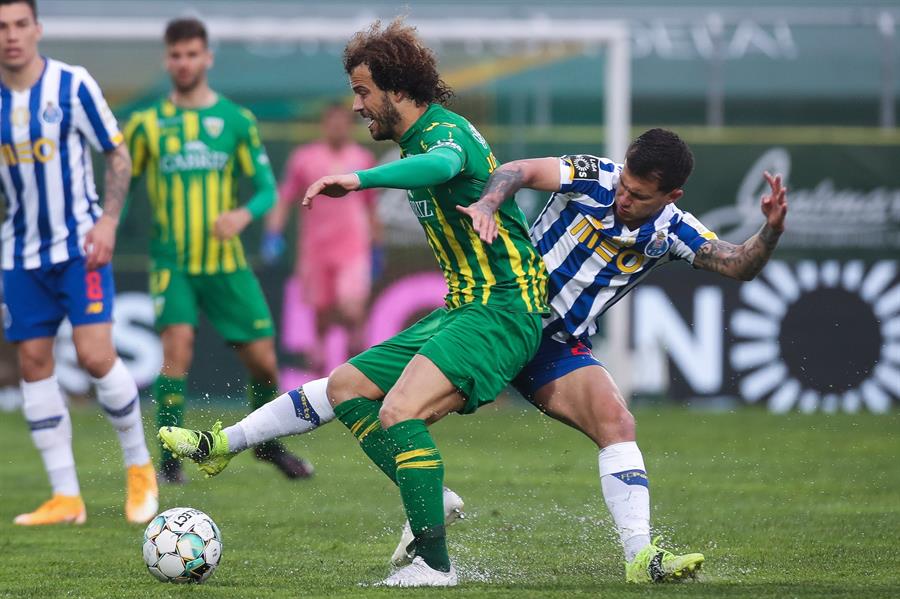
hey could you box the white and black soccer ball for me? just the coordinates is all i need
[142,507,222,584]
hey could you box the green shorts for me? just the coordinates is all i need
[150,267,274,343]
[349,303,542,414]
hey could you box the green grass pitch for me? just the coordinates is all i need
[1,402,898,598]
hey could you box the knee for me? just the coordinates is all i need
[326,363,362,408]
[76,347,116,378]
[597,400,635,445]
[378,397,409,429]
[18,348,54,381]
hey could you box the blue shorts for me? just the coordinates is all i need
[512,332,604,400]
[2,258,115,342]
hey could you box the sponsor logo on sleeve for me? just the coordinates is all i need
[429,139,463,154]
[569,155,600,180]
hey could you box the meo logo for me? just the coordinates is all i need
[0,137,57,166]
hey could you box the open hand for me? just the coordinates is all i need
[760,171,788,233]
[302,173,361,209]
[456,202,498,244]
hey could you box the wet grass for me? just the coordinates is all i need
[1,402,898,598]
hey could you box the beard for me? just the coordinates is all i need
[172,71,204,95]
[368,95,402,141]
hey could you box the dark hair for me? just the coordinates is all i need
[0,0,37,19]
[625,128,694,193]
[343,18,453,106]
[164,17,208,46]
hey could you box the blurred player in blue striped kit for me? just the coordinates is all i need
[457,128,788,582]
[0,0,157,525]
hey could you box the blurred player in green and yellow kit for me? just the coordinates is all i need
[124,18,311,483]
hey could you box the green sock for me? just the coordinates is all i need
[248,379,278,410]
[334,398,397,484]
[386,419,450,572]
[154,375,185,463]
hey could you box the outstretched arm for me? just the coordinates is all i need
[693,171,788,281]
[457,157,560,244]
[84,143,132,270]
[302,148,463,208]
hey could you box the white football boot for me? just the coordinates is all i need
[391,487,465,567]
[378,556,458,587]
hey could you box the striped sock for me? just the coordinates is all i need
[334,397,397,484]
[599,441,652,561]
[225,378,334,452]
[386,419,449,572]
[22,376,80,496]
[93,359,150,467]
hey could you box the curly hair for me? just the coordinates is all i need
[343,18,453,107]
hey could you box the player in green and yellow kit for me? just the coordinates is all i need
[303,20,548,586]
[125,18,311,483]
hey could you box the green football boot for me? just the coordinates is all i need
[158,421,233,478]
[625,538,704,583]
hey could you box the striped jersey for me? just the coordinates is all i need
[125,97,276,274]
[533,155,717,341]
[0,59,122,271]
[400,104,547,313]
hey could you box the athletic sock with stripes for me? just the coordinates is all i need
[334,397,397,484]
[385,418,450,572]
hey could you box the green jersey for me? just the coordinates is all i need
[125,97,276,274]
[397,104,546,313]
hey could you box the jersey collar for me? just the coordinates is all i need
[399,103,440,147]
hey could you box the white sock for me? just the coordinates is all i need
[598,441,652,561]
[92,358,150,467]
[21,376,80,496]
[224,377,334,453]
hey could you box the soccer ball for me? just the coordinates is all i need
[142,507,223,584]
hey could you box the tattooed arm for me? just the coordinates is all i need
[101,143,132,221]
[457,157,560,244]
[692,171,788,281]
[84,143,132,270]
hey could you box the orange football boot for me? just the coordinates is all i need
[14,495,86,525]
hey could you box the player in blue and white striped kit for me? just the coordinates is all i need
[459,128,788,582]
[0,0,157,525]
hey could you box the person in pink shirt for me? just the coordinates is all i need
[264,104,381,374]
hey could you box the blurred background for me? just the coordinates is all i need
[1,0,897,414]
